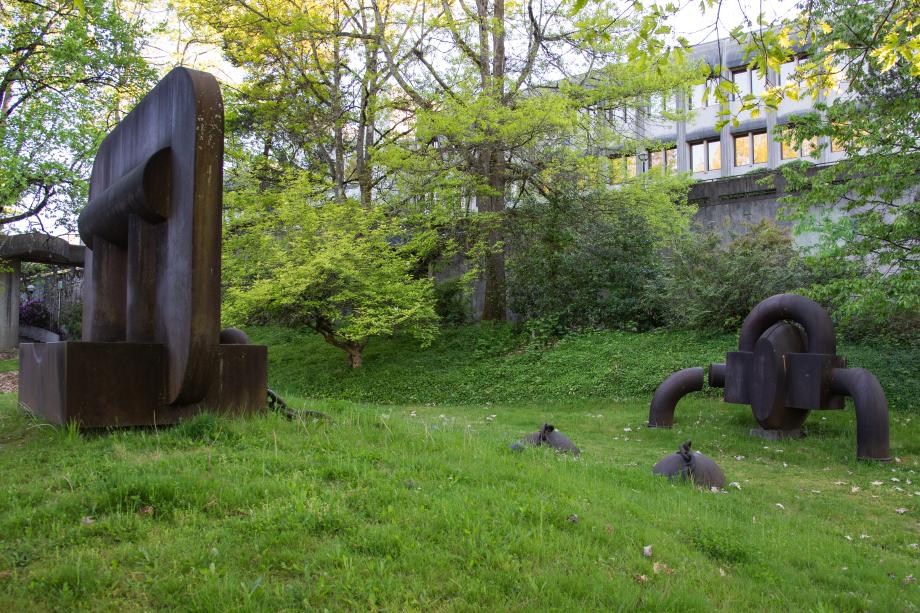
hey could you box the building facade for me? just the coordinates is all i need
[603,36,847,240]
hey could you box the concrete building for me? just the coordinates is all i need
[601,35,848,240]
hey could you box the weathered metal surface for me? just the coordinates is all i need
[648,367,704,428]
[829,368,891,461]
[80,67,224,404]
[512,424,581,455]
[652,441,725,489]
[19,67,267,428]
[646,293,891,461]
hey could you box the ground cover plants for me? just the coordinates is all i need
[1,391,918,611]
[255,324,920,411]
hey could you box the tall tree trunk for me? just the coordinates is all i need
[332,0,346,202]
[480,0,507,321]
[357,16,377,209]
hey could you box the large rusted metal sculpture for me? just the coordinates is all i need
[19,68,267,427]
[648,294,890,461]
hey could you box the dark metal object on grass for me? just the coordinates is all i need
[18,68,268,427]
[647,294,890,461]
[652,440,725,489]
[512,423,581,456]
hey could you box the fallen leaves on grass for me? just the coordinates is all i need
[0,371,17,393]
[653,562,673,575]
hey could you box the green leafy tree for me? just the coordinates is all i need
[507,167,693,334]
[0,0,154,229]
[222,172,439,367]
[660,221,814,332]
[774,0,919,336]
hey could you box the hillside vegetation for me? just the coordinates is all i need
[255,325,920,412]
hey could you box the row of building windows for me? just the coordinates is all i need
[610,132,839,181]
[604,57,809,118]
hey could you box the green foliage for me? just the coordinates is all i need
[506,175,693,335]
[1,392,919,610]
[0,0,154,228]
[222,172,439,367]
[659,221,814,333]
[773,1,920,339]
[433,278,471,325]
[247,323,919,412]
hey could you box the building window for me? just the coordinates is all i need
[609,154,638,183]
[781,137,820,160]
[688,81,715,110]
[689,138,720,173]
[734,131,768,166]
[649,94,673,117]
[731,66,766,100]
[647,146,677,172]
[779,56,808,86]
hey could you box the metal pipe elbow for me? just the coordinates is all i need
[738,294,836,355]
[830,367,891,461]
[648,367,705,428]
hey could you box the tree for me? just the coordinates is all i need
[372,0,697,320]
[506,166,693,334]
[769,0,918,335]
[222,171,440,367]
[0,0,154,230]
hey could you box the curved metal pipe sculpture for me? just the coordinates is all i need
[830,368,891,461]
[647,293,891,461]
[648,367,704,428]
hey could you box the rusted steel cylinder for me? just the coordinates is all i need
[738,294,836,355]
[220,327,251,344]
[648,367,705,428]
[79,148,171,249]
[708,363,726,388]
[829,368,891,461]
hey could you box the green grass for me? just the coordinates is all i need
[1,393,919,611]
[255,324,920,412]
[0,358,17,373]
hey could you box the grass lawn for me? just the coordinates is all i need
[1,392,919,611]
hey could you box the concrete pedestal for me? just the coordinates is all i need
[0,260,20,349]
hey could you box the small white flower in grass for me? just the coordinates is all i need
[895,486,904,492]
[642,545,653,558]
[734,455,745,461]
[775,503,785,510]
[81,516,95,525]
[895,508,908,515]
[845,535,853,541]
[851,486,861,493]
[710,486,721,493]
[729,481,741,490]
[860,533,870,539]
[905,575,917,585]
[783,462,788,468]
[623,427,632,432]
[891,477,901,482]
[409,411,417,417]
[719,568,727,577]
[871,481,883,486]
[908,543,918,550]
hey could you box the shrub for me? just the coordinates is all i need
[19,299,51,329]
[506,182,687,336]
[660,220,813,332]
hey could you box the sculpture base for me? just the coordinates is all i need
[18,341,267,427]
[749,427,805,441]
